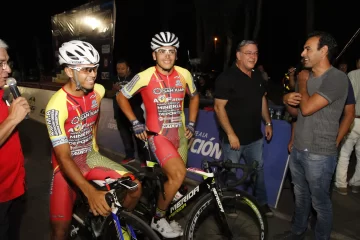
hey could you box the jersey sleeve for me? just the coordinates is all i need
[121,70,150,99]
[94,83,105,99]
[176,66,198,96]
[45,90,69,148]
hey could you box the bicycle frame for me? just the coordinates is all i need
[165,167,233,238]
[71,178,139,240]
[105,180,137,240]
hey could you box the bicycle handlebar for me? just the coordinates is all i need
[104,176,138,207]
[204,160,258,188]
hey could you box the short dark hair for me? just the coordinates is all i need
[307,31,338,62]
[236,40,257,52]
[116,59,129,66]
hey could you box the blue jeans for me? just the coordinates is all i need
[289,148,337,240]
[221,138,268,206]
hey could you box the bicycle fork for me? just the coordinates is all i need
[105,185,137,240]
[210,185,233,239]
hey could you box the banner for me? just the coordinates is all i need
[51,0,116,82]
[184,109,291,208]
[18,87,56,124]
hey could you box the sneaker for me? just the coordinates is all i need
[121,158,135,165]
[333,186,348,195]
[350,185,360,193]
[151,218,180,238]
[261,204,274,217]
[169,220,183,236]
[272,230,305,240]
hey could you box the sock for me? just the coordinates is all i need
[154,207,166,222]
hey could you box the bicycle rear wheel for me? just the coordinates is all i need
[101,210,160,240]
[184,190,268,240]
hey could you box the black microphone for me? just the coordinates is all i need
[6,77,29,119]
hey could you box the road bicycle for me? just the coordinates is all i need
[69,175,160,240]
[126,151,268,239]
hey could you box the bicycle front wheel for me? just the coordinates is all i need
[184,190,268,240]
[102,210,160,240]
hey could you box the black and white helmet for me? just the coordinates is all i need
[151,32,179,51]
[58,40,100,65]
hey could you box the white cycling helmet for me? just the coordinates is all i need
[58,40,100,65]
[151,32,179,51]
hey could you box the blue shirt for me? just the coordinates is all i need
[345,78,355,105]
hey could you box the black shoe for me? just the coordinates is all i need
[272,231,306,240]
[261,204,274,217]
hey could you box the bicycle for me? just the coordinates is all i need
[68,175,161,240]
[128,150,268,239]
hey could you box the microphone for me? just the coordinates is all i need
[6,77,29,119]
[6,78,21,99]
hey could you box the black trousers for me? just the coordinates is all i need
[0,194,26,240]
[115,114,147,162]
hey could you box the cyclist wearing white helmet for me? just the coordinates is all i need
[117,32,199,238]
[58,40,100,93]
[45,40,142,240]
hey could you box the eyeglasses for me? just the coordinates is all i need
[0,61,9,70]
[155,48,177,55]
[241,52,259,57]
[68,64,99,73]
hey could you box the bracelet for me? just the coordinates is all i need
[265,122,272,126]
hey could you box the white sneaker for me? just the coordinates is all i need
[170,220,183,236]
[151,218,180,238]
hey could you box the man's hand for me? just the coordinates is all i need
[288,139,294,153]
[8,97,30,124]
[185,121,195,139]
[265,125,273,141]
[228,133,240,150]
[297,70,310,86]
[283,92,302,106]
[112,84,121,91]
[131,119,147,141]
[85,188,111,217]
[288,67,296,76]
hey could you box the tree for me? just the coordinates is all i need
[306,0,314,34]
[252,0,263,40]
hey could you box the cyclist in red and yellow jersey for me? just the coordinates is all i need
[117,32,199,238]
[45,40,142,240]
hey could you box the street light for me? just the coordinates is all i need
[214,37,218,52]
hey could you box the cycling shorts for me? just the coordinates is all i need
[49,151,130,221]
[148,134,188,167]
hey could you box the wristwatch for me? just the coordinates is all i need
[265,122,272,126]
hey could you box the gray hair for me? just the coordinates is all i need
[236,40,257,52]
[0,39,9,49]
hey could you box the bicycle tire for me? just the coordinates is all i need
[184,190,268,240]
[101,210,161,240]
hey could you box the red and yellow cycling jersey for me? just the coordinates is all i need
[45,84,129,221]
[121,66,197,165]
[45,84,103,163]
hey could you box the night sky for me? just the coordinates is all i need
[2,0,359,82]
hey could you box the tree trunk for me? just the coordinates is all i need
[252,0,263,40]
[223,34,233,70]
[306,0,314,34]
[196,13,203,58]
[243,4,251,39]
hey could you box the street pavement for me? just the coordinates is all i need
[17,119,359,239]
